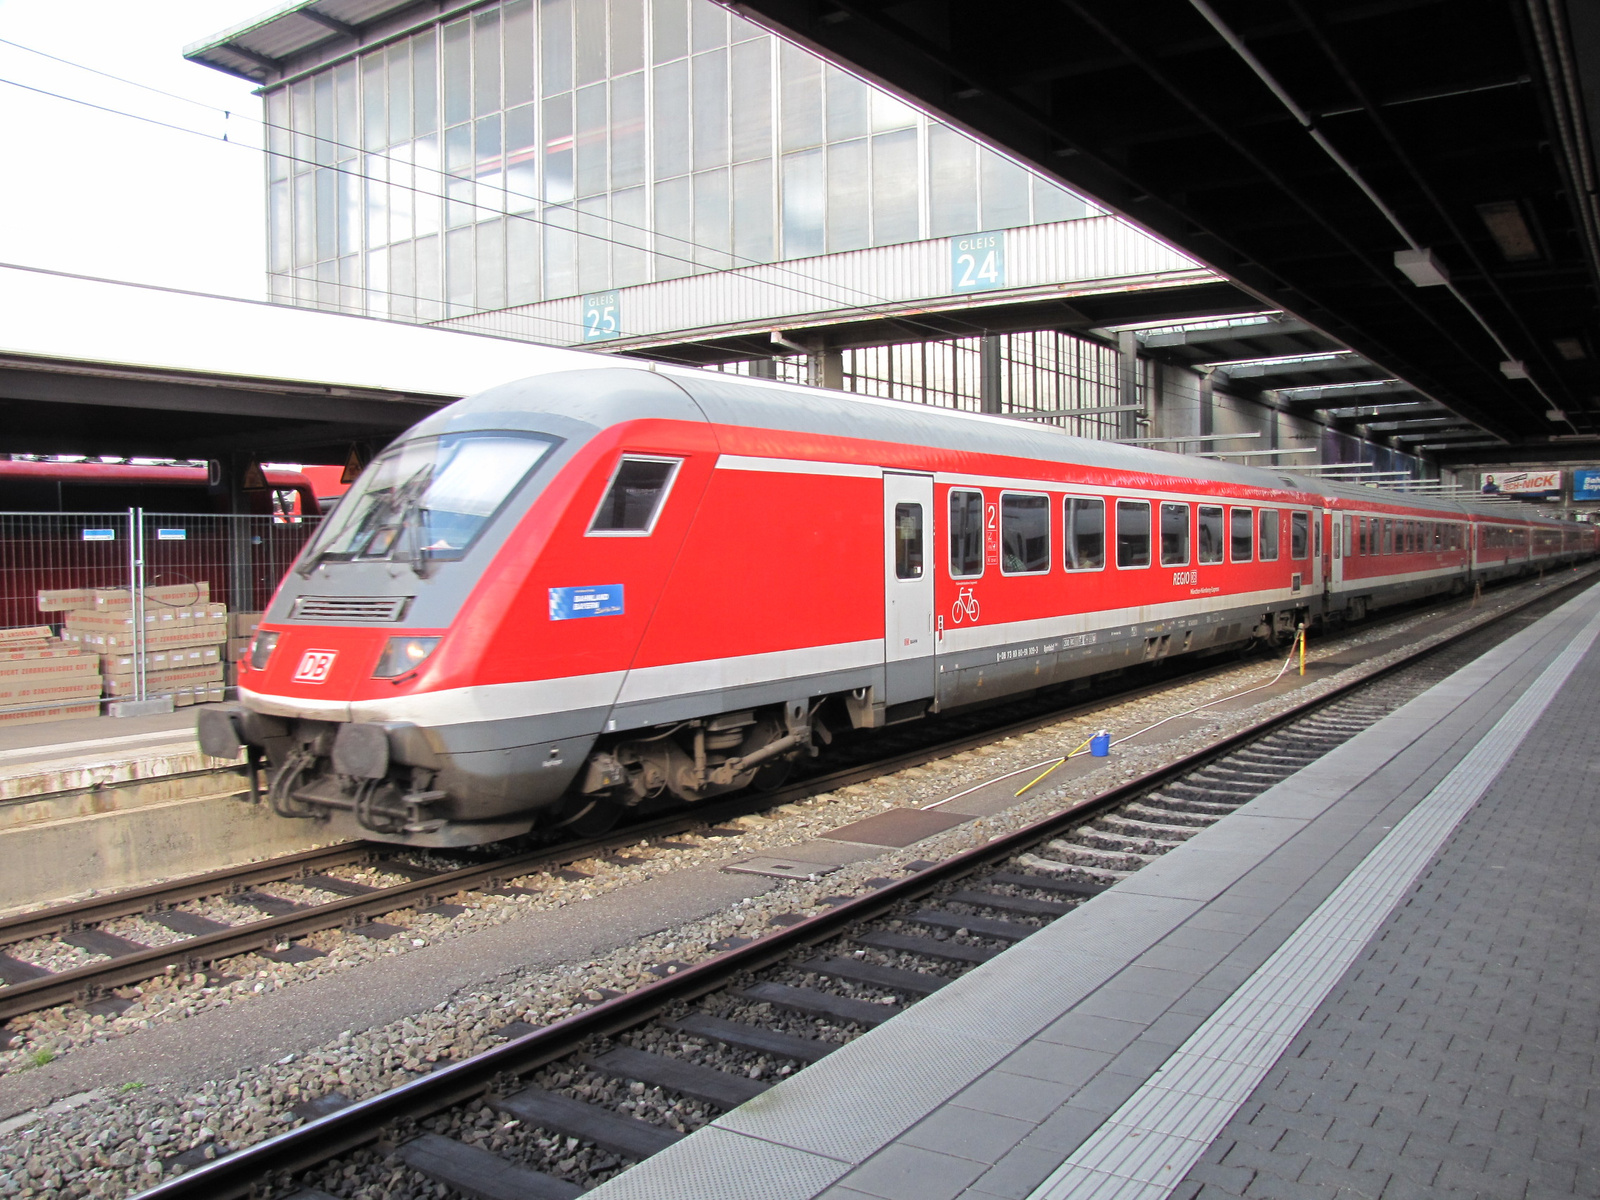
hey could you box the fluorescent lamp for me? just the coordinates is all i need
[1394,248,1450,287]
[1475,200,1540,262]
[1500,360,1528,380]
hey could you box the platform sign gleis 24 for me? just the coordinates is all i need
[951,231,1006,292]
[583,291,622,341]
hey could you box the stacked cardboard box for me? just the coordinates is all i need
[0,624,101,726]
[44,585,229,707]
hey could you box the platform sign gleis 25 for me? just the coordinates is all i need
[951,231,1006,292]
[583,291,622,341]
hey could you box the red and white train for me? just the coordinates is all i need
[199,364,1597,846]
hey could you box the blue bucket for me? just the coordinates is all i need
[1090,731,1111,757]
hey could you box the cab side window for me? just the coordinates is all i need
[589,456,682,534]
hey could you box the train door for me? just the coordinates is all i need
[883,472,935,705]
[1327,510,1342,589]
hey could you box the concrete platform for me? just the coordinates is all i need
[0,705,327,911]
[586,581,1600,1200]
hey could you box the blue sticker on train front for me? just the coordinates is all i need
[548,585,625,620]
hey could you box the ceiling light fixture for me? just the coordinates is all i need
[1475,200,1541,262]
[1500,360,1529,379]
[1553,338,1586,360]
[1394,248,1451,287]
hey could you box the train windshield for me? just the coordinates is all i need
[300,432,557,569]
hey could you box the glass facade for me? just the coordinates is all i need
[266,0,1090,320]
[713,331,1139,436]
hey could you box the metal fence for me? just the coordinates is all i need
[0,509,320,711]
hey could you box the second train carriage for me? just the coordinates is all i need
[199,365,1596,846]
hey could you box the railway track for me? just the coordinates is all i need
[0,633,1300,1031]
[0,570,1585,1039]
[124,572,1594,1200]
[0,573,1552,1036]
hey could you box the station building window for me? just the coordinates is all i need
[948,489,983,578]
[1064,497,1104,570]
[270,0,1094,316]
[1159,502,1189,567]
[1000,493,1050,574]
[1116,499,1151,568]
[1198,505,1224,564]
[1290,511,1308,559]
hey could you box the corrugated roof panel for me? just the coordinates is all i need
[185,0,419,78]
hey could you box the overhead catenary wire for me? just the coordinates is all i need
[0,50,1017,351]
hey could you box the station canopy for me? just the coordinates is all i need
[0,264,606,461]
[727,0,1600,468]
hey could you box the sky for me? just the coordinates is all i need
[0,1,272,299]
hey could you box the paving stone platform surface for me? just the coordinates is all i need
[584,582,1600,1200]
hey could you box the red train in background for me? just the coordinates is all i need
[0,461,325,630]
[198,365,1598,847]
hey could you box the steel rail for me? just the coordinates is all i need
[2,568,1588,1025]
[0,629,1283,1023]
[0,843,377,947]
[129,568,1598,1200]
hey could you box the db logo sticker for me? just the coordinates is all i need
[293,650,338,684]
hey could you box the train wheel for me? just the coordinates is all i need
[554,798,623,837]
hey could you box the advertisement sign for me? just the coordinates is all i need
[1572,469,1600,502]
[1480,470,1561,497]
[549,585,625,620]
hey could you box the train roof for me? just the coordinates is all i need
[431,362,1582,527]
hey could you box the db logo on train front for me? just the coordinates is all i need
[292,650,338,684]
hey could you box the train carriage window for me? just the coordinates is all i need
[1000,493,1050,574]
[949,489,983,578]
[1064,497,1105,570]
[1159,502,1190,566]
[1291,512,1309,559]
[1358,517,1368,556]
[1198,505,1224,564]
[1382,519,1393,554]
[1231,507,1253,562]
[1433,523,1442,550]
[1313,514,1321,558]
[894,503,923,579]
[1258,509,1280,561]
[589,456,682,534]
[1116,499,1151,567]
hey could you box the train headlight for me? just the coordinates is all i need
[374,636,441,678]
[248,631,280,672]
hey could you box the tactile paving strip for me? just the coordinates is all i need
[1026,595,1600,1200]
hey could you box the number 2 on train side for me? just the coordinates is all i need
[984,502,1000,567]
